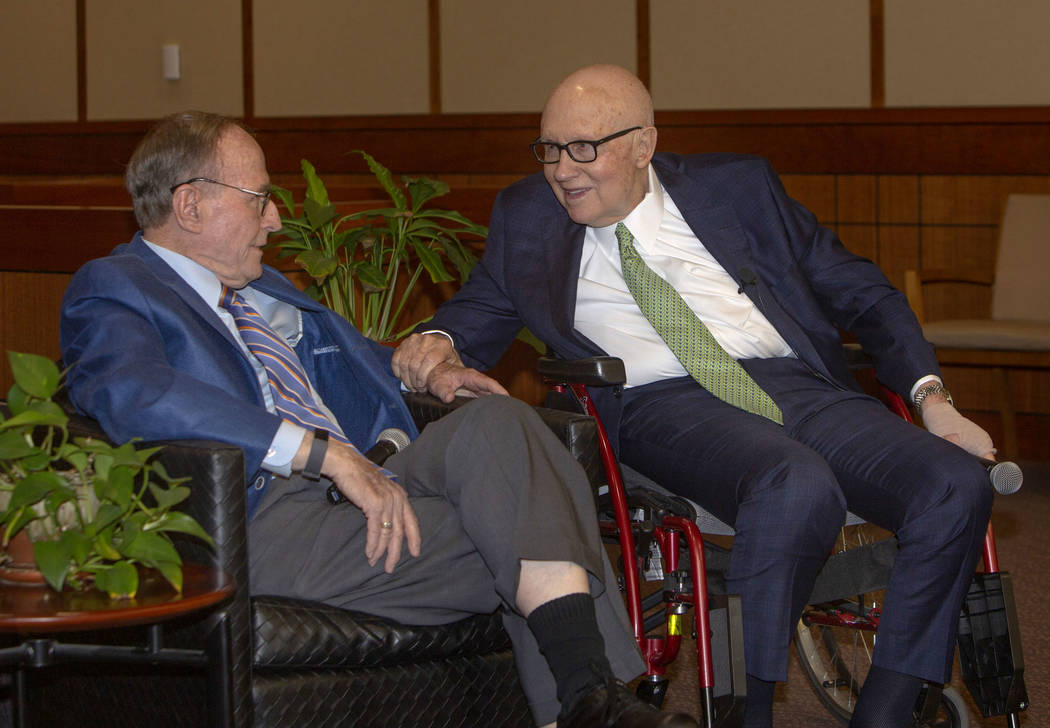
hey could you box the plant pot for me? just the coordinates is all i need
[0,529,46,585]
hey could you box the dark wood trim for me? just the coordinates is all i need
[428,0,441,114]
[636,0,650,89]
[76,0,87,122]
[870,0,884,108]
[242,0,255,120]
[2,107,1049,176]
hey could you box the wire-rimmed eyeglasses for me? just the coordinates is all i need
[170,177,273,215]
[530,126,643,164]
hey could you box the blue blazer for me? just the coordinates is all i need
[60,234,418,518]
[429,153,940,444]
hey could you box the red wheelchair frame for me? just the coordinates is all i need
[539,355,1028,728]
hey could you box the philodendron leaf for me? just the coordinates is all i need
[146,511,214,545]
[0,401,67,429]
[7,352,60,400]
[95,465,135,510]
[154,559,184,593]
[7,471,67,511]
[92,527,123,560]
[121,530,180,565]
[0,430,36,460]
[60,528,93,566]
[94,561,139,599]
[33,539,73,592]
[147,483,191,511]
[355,261,388,292]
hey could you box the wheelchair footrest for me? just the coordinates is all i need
[957,571,1029,717]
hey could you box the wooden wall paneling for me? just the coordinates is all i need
[780,175,837,222]
[876,224,920,274]
[0,208,138,273]
[836,224,879,264]
[0,272,70,391]
[877,175,919,223]
[836,175,877,223]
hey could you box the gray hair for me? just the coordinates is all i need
[125,110,245,229]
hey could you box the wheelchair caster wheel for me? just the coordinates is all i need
[636,675,669,708]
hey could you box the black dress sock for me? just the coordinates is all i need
[848,664,925,728]
[744,674,775,728]
[526,592,613,709]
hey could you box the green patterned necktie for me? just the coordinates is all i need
[615,222,783,424]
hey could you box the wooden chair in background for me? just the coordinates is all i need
[905,193,1050,459]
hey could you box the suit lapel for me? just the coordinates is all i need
[655,162,827,373]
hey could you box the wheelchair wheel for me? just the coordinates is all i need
[794,524,970,727]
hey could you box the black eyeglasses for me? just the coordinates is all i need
[170,177,272,215]
[530,126,643,164]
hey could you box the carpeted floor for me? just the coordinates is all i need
[649,460,1048,727]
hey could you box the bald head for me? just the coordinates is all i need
[542,65,654,132]
[537,65,657,228]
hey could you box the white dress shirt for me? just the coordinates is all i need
[573,165,793,388]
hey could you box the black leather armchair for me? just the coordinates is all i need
[13,393,603,728]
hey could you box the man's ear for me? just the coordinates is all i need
[170,184,205,233]
[636,126,657,168]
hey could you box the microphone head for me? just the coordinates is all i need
[989,461,1023,495]
[376,427,411,453]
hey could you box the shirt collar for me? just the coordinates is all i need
[592,164,664,252]
[143,239,225,308]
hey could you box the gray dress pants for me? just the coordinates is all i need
[248,395,644,725]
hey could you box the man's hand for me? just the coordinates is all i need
[920,396,996,460]
[295,433,421,573]
[393,332,508,402]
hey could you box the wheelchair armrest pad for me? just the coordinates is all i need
[402,392,604,491]
[537,356,627,387]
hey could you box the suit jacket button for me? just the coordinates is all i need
[253,475,267,490]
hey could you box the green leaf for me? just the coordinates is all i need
[147,483,190,511]
[154,559,184,593]
[5,382,29,415]
[270,185,296,216]
[92,527,123,560]
[60,529,93,566]
[7,471,67,511]
[94,561,139,599]
[411,240,454,283]
[356,262,388,292]
[0,401,68,430]
[301,158,331,207]
[405,176,449,211]
[33,539,73,591]
[121,530,180,565]
[355,151,406,209]
[516,327,548,355]
[95,465,134,510]
[146,511,214,545]
[295,249,339,280]
[55,442,90,471]
[303,197,338,231]
[7,352,60,399]
[0,430,36,460]
[92,503,125,534]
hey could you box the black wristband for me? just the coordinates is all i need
[302,429,329,481]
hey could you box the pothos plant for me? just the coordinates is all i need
[0,351,213,599]
[269,152,488,342]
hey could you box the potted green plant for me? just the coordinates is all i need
[0,351,213,599]
[269,152,488,342]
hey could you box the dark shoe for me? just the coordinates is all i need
[558,678,699,728]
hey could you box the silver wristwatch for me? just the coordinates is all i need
[913,382,953,407]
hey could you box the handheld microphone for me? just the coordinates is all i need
[977,457,1023,495]
[326,428,411,505]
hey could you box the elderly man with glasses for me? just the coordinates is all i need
[60,110,701,728]
[394,64,997,728]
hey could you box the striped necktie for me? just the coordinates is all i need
[219,286,352,443]
[615,223,783,424]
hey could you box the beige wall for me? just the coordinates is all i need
[885,0,1050,107]
[651,0,870,110]
[441,0,636,114]
[0,2,78,123]
[254,0,430,116]
[2,1,1050,122]
[86,0,243,120]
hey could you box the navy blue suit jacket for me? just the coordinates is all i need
[429,153,939,442]
[60,234,418,518]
